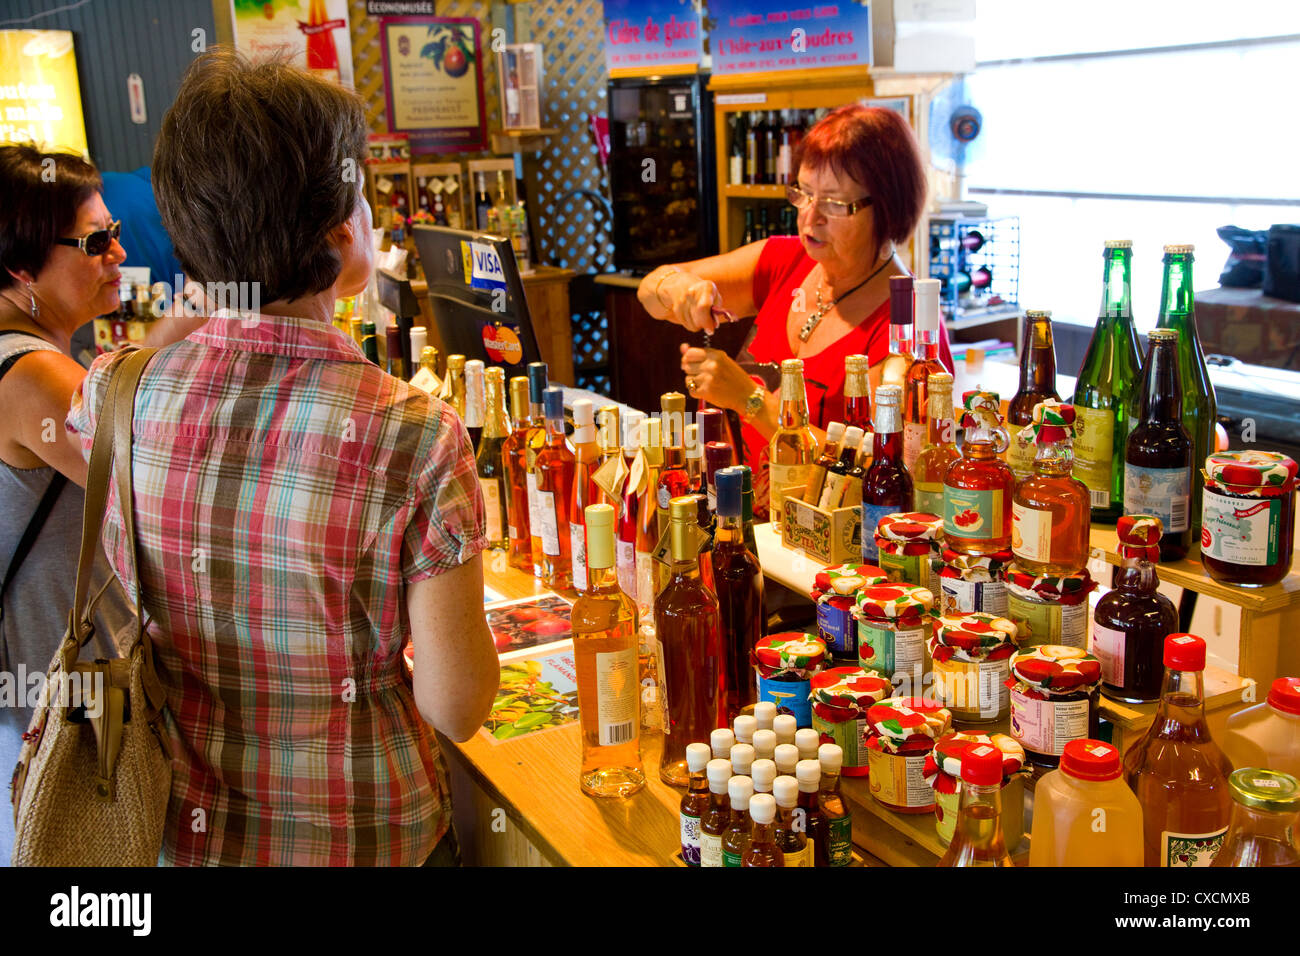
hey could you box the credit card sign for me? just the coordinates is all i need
[461,240,507,291]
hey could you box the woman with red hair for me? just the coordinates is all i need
[638,104,952,514]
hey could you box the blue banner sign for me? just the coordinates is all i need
[603,0,705,74]
[706,0,872,75]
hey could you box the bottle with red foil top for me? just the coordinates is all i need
[860,385,913,564]
[944,390,1014,554]
[1092,514,1178,703]
[1123,634,1234,867]
[1011,400,1091,576]
[903,278,946,471]
[1200,450,1298,587]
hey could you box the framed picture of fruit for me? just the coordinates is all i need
[380,16,487,153]
[484,593,573,654]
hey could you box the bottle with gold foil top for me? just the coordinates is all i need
[572,503,645,798]
[442,354,468,421]
[502,375,533,571]
[1011,401,1091,575]
[523,362,550,576]
[769,358,818,525]
[568,400,601,593]
[1073,241,1142,522]
[656,391,691,538]
[474,367,511,551]
[535,387,575,589]
[655,494,722,787]
[903,278,945,470]
[944,391,1014,555]
[843,354,872,433]
[879,275,915,391]
[596,404,622,501]
[913,372,960,516]
[1007,311,1060,481]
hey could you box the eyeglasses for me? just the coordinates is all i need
[786,184,871,218]
[55,220,121,257]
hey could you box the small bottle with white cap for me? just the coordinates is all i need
[730,742,756,778]
[700,759,734,867]
[773,714,798,746]
[733,713,758,745]
[796,728,821,762]
[819,744,854,866]
[774,744,799,777]
[796,759,828,867]
[751,758,777,795]
[679,743,711,866]
[773,775,811,866]
[742,793,783,867]
[710,728,736,761]
[722,775,756,867]
[754,701,778,731]
[752,729,777,763]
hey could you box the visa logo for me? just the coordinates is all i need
[470,242,504,281]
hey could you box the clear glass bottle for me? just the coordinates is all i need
[944,391,1014,555]
[656,391,691,540]
[818,743,853,866]
[1007,311,1060,481]
[1011,402,1091,575]
[679,743,711,865]
[535,387,575,590]
[803,421,845,506]
[616,410,645,602]
[903,278,946,471]
[523,362,549,576]
[568,400,600,593]
[700,759,734,867]
[474,367,511,551]
[1028,739,1144,867]
[721,774,755,867]
[861,385,913,563]
[1125,329,1194,561]
[595,404,622,500]
[1123,634,1234,867]
[713,467,764,725]
[879,275,915,391]
[1210,768,1300,867]
[635,417,663,615]
[938,742,1015,867]
[655,495,722,786]
[501,375,533,570]
[844,354,872,434]
[1093,515,1178,703]
[1073,241,1142,522]
[913,372,961,516]
[773,775,812,866]
[742,793,783,866]
[769,359,818,525]
[572,504,645,798]
[1221,677,1300,779]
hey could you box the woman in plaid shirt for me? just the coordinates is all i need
[66,50,499,866]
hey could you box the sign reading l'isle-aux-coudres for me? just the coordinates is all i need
[706,0,872,75]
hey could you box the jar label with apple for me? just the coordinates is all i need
[944,487,1003,540]
[866,749,932,809]
[1072,406,1115,508]
[1201,489,1282,566]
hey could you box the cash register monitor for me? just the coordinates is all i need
[412,224,542,372]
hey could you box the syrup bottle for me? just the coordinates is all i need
[796,759,830,867]
[742,793,784,866]
[773,775,812,866]
[1011,401,1091,575]
[818,743,854,866]
[679,743,711,865]
[1123,634,1234,867]
[944,390,1014,555]
[861,385,913,563]
[938,742,1015,867]
[700,758,734,867]
[722,774,755,867]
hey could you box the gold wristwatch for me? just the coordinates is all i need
[742,386,766,422]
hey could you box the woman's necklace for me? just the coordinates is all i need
[796,258,894,343]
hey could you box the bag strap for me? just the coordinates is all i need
[0,473,67,623]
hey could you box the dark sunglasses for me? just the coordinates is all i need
[55,220,121,256]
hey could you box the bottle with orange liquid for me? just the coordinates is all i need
[937,742,1015,867]
[1028,739,1144,866]
[535,387,575,589]
[742,793,783,867]
[944,390,1014,555]
[502,375,533,571]
[903,278,946,471]
[523,362,549,576]
[1010,401,1090,575]
[912,372,960,516]
[1123,633,1234,867]
[568,400,600,593]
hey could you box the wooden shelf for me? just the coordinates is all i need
[722,184,787,199]
[490,127,559,154]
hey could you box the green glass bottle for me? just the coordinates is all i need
[742,206,756,246]
[1073,240,1143,523]
[1154,245,1217,540]
[361,321,380,366]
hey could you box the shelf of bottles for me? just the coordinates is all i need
[718,108,821,251]
[927,216,1021,327]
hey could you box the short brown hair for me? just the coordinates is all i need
[793,105,927,258]
[152,48,368,304]
[0,145,102,292]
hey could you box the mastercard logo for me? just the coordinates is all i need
[483,325,523,364]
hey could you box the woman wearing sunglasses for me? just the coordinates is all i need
[638,105,953,514]
[0,145,132,863]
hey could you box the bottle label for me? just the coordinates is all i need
[867,749,933,808]
[700,830,724,868]
[903,422,926,471]
[944,486,1005,541]
[1008,431,1036,479]
[815,602,856,657]
[940,577,1008,617]
[526,471,541,537]
[757,674,812,728]
[616,539,637,598]
[722,847,743,867]
[878,549,930,592]
[1010,687,1090,756]
[1073,406,1115,508]
[1091,622,1126,686]
[781,843,812,867]
[915,483,944,517]
[657,483,671,511]
[729,154,743,186]
[827,814,853,866]
[770,462,811,523]
[570,522,588,591]
[1125,465,1190,533]
[680,812,702,866]
[934,657,1009,720]
[636,549,655,618]
[595,648,638,747]
[1202,488,1281,567]
[1011,501,1053,563]
[479,477,505,544]
[1161,828,1228,867]
[859,503,896,562]
[1008,593,1087,649]
[536,488,560,555]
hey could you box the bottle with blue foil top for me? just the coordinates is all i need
[861,385,912,564]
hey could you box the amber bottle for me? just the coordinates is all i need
[1010,401,1091,575]
[944,390,1014,555]
[1007,311,1061,481]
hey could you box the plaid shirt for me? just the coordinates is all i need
[67,312,486,866]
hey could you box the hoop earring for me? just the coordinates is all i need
[879,242,896,262]
[27,282,39,320]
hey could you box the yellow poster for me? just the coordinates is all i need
[0,30,88,156]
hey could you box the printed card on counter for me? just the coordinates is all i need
[483,645,579,743]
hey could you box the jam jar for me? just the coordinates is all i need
[923,731,1028,847]
[853,582,935,690]
[937,547,1012,617]
[810,563,888,661]
[752,632,827,729]
[873,512,944,592]
[809,667,894,777]
[1005,564,1096,649]
[863,697,952,813]
[1008,645,1102,768]
[929,612,1019,723]
[1200,451,1297,587]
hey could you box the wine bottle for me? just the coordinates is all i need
[1007,311,1061,481]
[474,366,511,551]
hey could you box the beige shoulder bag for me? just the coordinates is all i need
[10,347,173,866]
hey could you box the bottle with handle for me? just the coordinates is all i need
[1028,739,1144,866]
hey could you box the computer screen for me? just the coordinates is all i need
[412,224,543,373]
